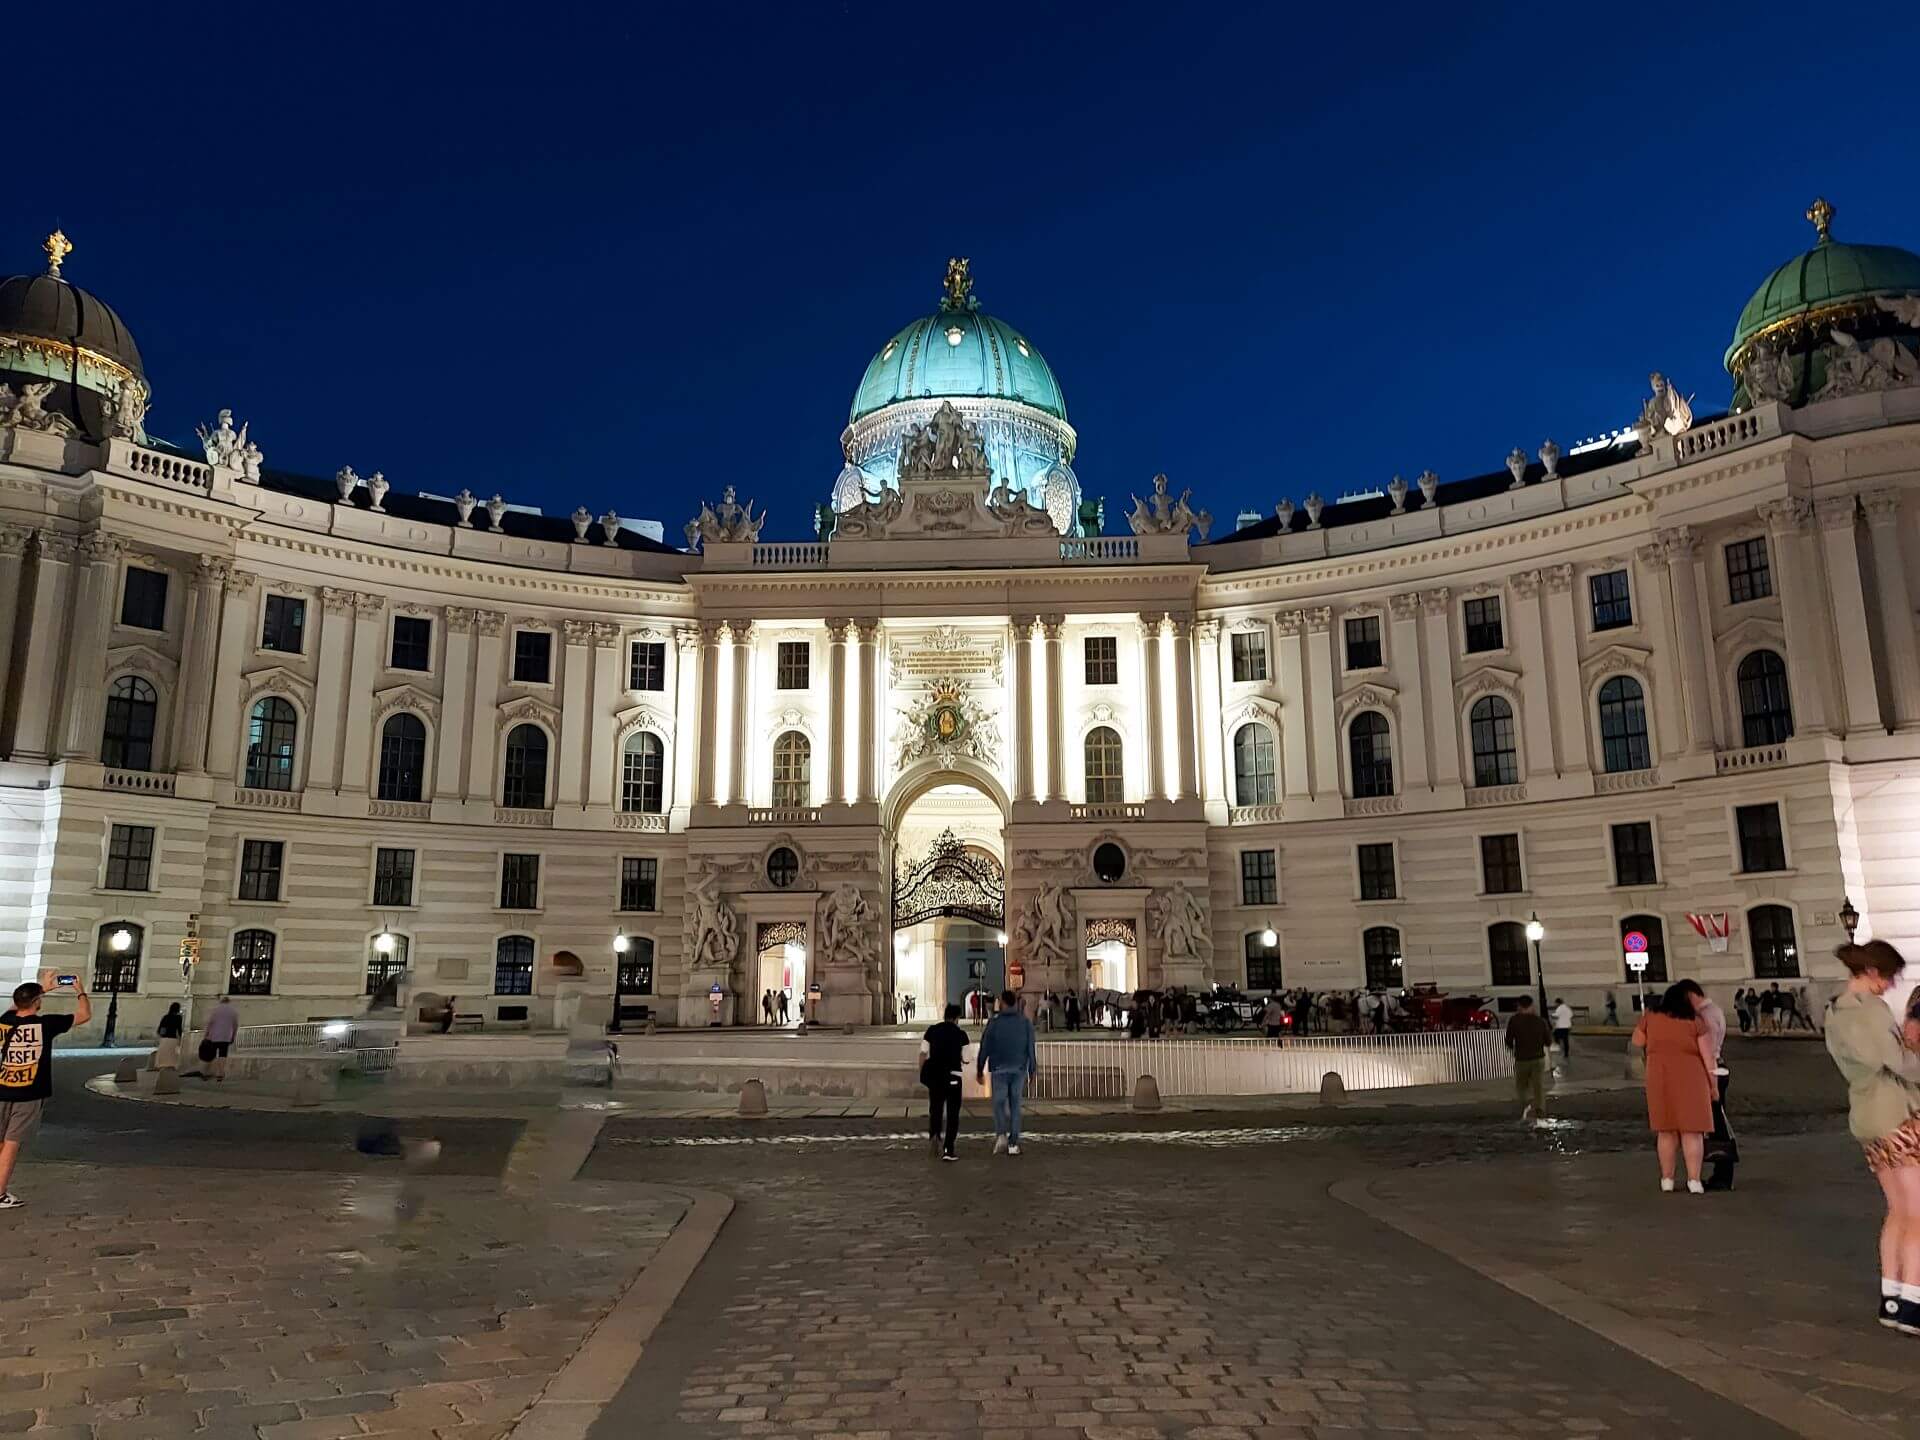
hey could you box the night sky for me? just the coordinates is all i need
[19,2,1920,540]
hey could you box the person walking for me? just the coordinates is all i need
[154,1002,184,1070]
[920,1003,970,1161]
[201,996,240,1082]
[1262,994,1288,1044]
[1676,980,1736,1190]
[976,990,1037,1156]
[761,989,774,1026]
[0,980,91,1208]
[1504,995,1552,1126]
[1551,998,1574,1065]
[1632,982,1717,1193]
[1605,992,1620,1027]
[1734,987,1753,1034]
[1824,940,1920,1333]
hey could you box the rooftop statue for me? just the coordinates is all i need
[101,377,148,441]
[197,408,264,478]
[834,486,902,539]
[1741,341,1798,406]
[1635,372,1694,453]
[1817,328,1920,400]
[0,381,77,438]
[898,401,989,480]
[942,256,974,311]
[987,478,1057,537]
[684,485,764,549]
[1127,473,1205,538]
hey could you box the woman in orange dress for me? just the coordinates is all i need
[1631,981,1718,1193]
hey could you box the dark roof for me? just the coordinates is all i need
[1203,421,1728,546]
[0,273,144,376]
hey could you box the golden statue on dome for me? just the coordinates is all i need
[1806,197,1834,244]
[43,230,72,278]
[942,256,973,309]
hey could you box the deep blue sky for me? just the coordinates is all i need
[20,3,1920,539]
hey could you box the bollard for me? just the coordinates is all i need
[112,1057,140,1086]
[738,1078,769,1117]
[1319,1070,1348,1106]
[1131,1074,1162,1113]
[153,1068,180,1097]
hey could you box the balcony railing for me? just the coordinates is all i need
[104,769,176,796]
[1059,536,1141,562]
[368,800,431,820]
[1716,744,1790,775]
[1464,783,1528,808]
[1594,768,1663,794]
[748,806,821,825]
[750,543,829,568]
[1068,801,1146,821]
[233,786,300,810]
[1228,803,1285,825]
[1345,795,1404,817]
[1674,412,1766,462]
[493,806,554,827]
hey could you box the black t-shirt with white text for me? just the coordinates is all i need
[0,1012,74,1100]
[922,1021,968,1086]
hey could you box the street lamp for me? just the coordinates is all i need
[610,931,631,1034]
[103,926,133,1046]
[1525,913,1548,1016]
[1840,896,1861,942]
[1259,925,1278,949]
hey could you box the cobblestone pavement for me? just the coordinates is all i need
[583,1119,1805,1439]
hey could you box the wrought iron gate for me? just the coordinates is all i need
[892,828,1005,930]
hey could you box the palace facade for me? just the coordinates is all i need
[4,208,1920,1036]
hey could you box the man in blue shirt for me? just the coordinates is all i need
[975,990,1037,1156]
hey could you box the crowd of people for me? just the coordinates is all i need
[1734,982,1817,1034]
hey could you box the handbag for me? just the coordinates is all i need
[197,1039,217,1064]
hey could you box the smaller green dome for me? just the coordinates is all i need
[1727,199,1920,367]
[850,261,1066,423]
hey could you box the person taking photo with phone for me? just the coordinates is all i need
[0,980,90,1208]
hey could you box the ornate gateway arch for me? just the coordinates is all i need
[892,829,1005,931]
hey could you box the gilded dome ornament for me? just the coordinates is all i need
[42,230,72,278]
[1806,197,1834,245]
[942,256,974,311]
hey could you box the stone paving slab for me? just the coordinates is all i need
[2,1161,686,1439]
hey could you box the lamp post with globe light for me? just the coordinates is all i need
[1526,913,1548,1017]
[102,927,133,1046]
[610,932,630,1034]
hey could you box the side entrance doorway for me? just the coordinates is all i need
[891,827,1005,1023]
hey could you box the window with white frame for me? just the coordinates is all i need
[1083,636,1118,686]
[228,929,276,996]
[629,640,666,691]
[1232,723,1276,805]
[771,731,811,808]
[102,676,158,771]
[621,732,666,813]
[1083,726,1124,804]
[776,641,811,690]
[1230,631,1268,683]
[105,824,155,892]
[237,839,284,902]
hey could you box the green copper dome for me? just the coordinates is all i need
[850,260,1066,423]
[1727,198,1920,368]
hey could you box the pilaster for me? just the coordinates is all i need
[1274,609,1312,802]
[204,567,257,781]
[59,532,127,760]
[558,619,594,808]
[1193,618,1227,815]
[0,525,31,741]
[826,618,852,805]
[1760,499,1828,735]
[1041,616,1066,801]
[695,621,724,806]
[1138,612,1166,802]
[1508,570,1559,778]
[337,592,386,795]
[1010,615,1037,803]
[466,611,506,802]
[1168,613,1198,802]
[1418,589,1461,789]
[1815,497,1881,735]
[856,619,880,805]
[1642,534,1709,756]
[1388,593,1429,792]
[1539,564,1589,778]
[728,620,756,806]
[1300,606,1338,798]
[1864,490,1920,729]
[7,531,75,762]
[585,622,621,813]
[172,556,227,774]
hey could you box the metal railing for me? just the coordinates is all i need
[1026,1030,1511,1100]
[232,1019,403,1054]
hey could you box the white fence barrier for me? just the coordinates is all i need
[232,1020,403,1056]
[1028,1030,1512,1100]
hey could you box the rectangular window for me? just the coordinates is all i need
[119,566,168,631]
[1589,570,1633,630]
[1610,822,1658,888]
[1344,615,1382,671]
[372,847,415,908]
[1240,850,1278,906]
[237,839,284,902]
[1736,803,1787,874]
[493,937,535,996]
[390,615,432,672]
[1726,537,1773,604]
[1083,636,1118,686]
[261,594,306,654]
[1230,631,1269,683]
[1479,834,1523,895]
[500,853,541,910]
[1463,596,1503,653]
[619,857,659,912]
[629,641,666,691]
[776,641,811,690]
[104,824,155,891]
[228,930,275,996]
[1245,934,1283,992]
[512,630,552,684]
[1357,842,1397,901]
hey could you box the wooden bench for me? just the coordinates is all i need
[451,1012,486,1031]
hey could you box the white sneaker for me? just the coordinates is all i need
[1687,1180,1705,1195]
[993,1136,1008,1154]
[1659,1178,1676,1192]
[0,1194,23,1209]
[1008,1144,1021,1156]
[1519,1105,1534,1125]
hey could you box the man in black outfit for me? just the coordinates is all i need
[919,1002,970,1161]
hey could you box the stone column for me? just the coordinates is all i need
[337,593,386,795]
[306,588,357,792]
[59,532,128,759]
[1760,499,1828,735]
[0,525,31,733]
[1865,491,1920,729]
[557,619,594,808]
[1301,607,1338,797]
[1010,615,1037,802]
[1816,497,1881,735]
[1193,619,1226,807]
[1041,616,1066,801]
[1274,609,1312,801]
[465,611,506,801]
[1540,565,1589,778]
[1645,531,1713,754]
[586,623,621,812]
[1169,613,1198,801]
[728,620,755,806]
[856,620,880,804]
[436,609,476,798]
[1508,571,1559,778]
[1138,613,1166,801]
[8,531,76,762]
[1387,593,1430,791]
[204,567,257,781]
[826,618,852,804]
[1419,589,1461,788]
[172,557,227,773]
[673,625,701,811]
[694,621,724,806]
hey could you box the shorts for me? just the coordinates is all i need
[1864,1114,1920,1174]
[0,1101,43,1145]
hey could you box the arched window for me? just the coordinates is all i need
[1468,696,1519,788]
[1736,650,1794,748]
[101,675,158,771]
[365,933,409,996]
[376,713,427,802]
[1244,932,1282,991]
[621,732,666,813]
[1362,925,1402,989]
[229,928,276,996]
[244,697,298,791]
[94,921,143,994]
[771,731,811,808]
[617,936,656,995]
[1349,711,1394,798]
[1748,904,1800,979]
[1084,726,1125,805]
[1488,921,1531,987]
[494,934,535,995]
[1232,723,1276,806]
[501,725,549,809]
[1597,676,1652,773]
[1621,913,1668,983]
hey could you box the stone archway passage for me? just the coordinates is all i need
[892,829,1005,931]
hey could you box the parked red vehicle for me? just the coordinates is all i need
[1398,984,1494,1031]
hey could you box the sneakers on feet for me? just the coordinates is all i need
[1686,1180,1706,1195]
[1008,1144,1021,1156]
[1880,1294,1904,1330]
[1895,1299,1920,1336]
[941,1152,958,1162]
[992,1136,1008,1154]
[1659,1178,1676,1193]
[0,1194,23,1210]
